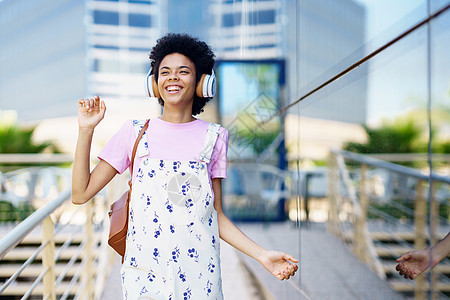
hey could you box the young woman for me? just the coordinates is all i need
[72,33,298,299]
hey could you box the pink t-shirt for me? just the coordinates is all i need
[98,118,229,181]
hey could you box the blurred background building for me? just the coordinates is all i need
[0,0,366,123]
[0,0,368,160]
[210,0,367,124]
[0,0,165,122]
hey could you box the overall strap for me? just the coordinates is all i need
[133,120,150,158]
[130,119,150,185]
[199,123,221,164]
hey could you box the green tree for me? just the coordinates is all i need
[344,119,424,154]
[0,125,60,154]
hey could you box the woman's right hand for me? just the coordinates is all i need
[78,96,106,129]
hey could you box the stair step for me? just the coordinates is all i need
[389,279,450,292]
[2,246,99,261]
[382,262,450,274]
[370,232,415,241]
[0,233,103,245]
[0,263,81,277]
[343,231,448,242]
[0,281,79,296]
[375,245,413,257]
[25,233,101,244]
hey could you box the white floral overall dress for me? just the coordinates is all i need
[121,120,224,300]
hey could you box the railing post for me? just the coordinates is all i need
[80,200,95,299]
[354,164,368,263]
[414,179,427,300]
[430,181,438,300]
[327,151,339,236]
[42,216,56,300]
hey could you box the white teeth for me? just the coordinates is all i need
[167,86,181,92]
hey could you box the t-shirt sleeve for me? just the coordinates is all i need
[210,126,229,179]
[97,120,135,174]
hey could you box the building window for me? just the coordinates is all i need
[93,10,119,25]
[128,0,153,3]
[129,13,151,27]
[94,59,120,73]
[249,10,275,25]
[223,13,242,27]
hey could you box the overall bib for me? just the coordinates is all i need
[121,121,224,300]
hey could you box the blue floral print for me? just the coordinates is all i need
[169,246,180,264]
[205,280,213,296]
[154,224,162,238]
[147,270,156,282]
[153,248,160,264]
[140,286,148,296]
[178,267,187,282]
[212,235,217,250]
[130,257,137,267]
[136,168,144,182]
[173,161,181,172]
[187,248,199,262]
[208,258,216,273]
[183,287,192,300]
[165,199,173,213]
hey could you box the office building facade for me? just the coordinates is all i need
[209,0,367,124]
[0,0,166,121]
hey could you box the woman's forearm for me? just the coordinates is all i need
[71,128,95,204]
[432,232,450,266]
[217,211,267,263]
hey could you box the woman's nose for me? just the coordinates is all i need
[168,73,179,81]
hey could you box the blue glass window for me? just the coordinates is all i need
[223,13,241,27]
[129,13,151,27]
[128,0,153,3]
[94,45,120,50]
[93,10,119,25]
[249,10,275,25]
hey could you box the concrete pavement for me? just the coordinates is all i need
[236,222,404,300]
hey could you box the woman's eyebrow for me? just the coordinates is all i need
[159,66,192,71]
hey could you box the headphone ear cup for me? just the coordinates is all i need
[151,75,160,98]
[196,75,206,98]
[145,70,160,98]
[196,70,216,98]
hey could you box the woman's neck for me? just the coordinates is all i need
[160,109,196,124]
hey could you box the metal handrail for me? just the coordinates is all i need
[0,241,49,294]
[0,156,118,300]
[338,150,450,184]
[0,188,71,259]
[22,267,50,300]
[56,241,85,286]
[328,149,450,298]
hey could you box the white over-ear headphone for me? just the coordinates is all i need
[145,69,216,98]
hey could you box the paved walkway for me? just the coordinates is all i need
[101,222,404,300]
[236,222,404,300]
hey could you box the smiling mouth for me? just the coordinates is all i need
[166,86,182,94]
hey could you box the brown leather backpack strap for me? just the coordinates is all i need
[128,119,150,188]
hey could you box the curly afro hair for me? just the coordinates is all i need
[149,33,216,116]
